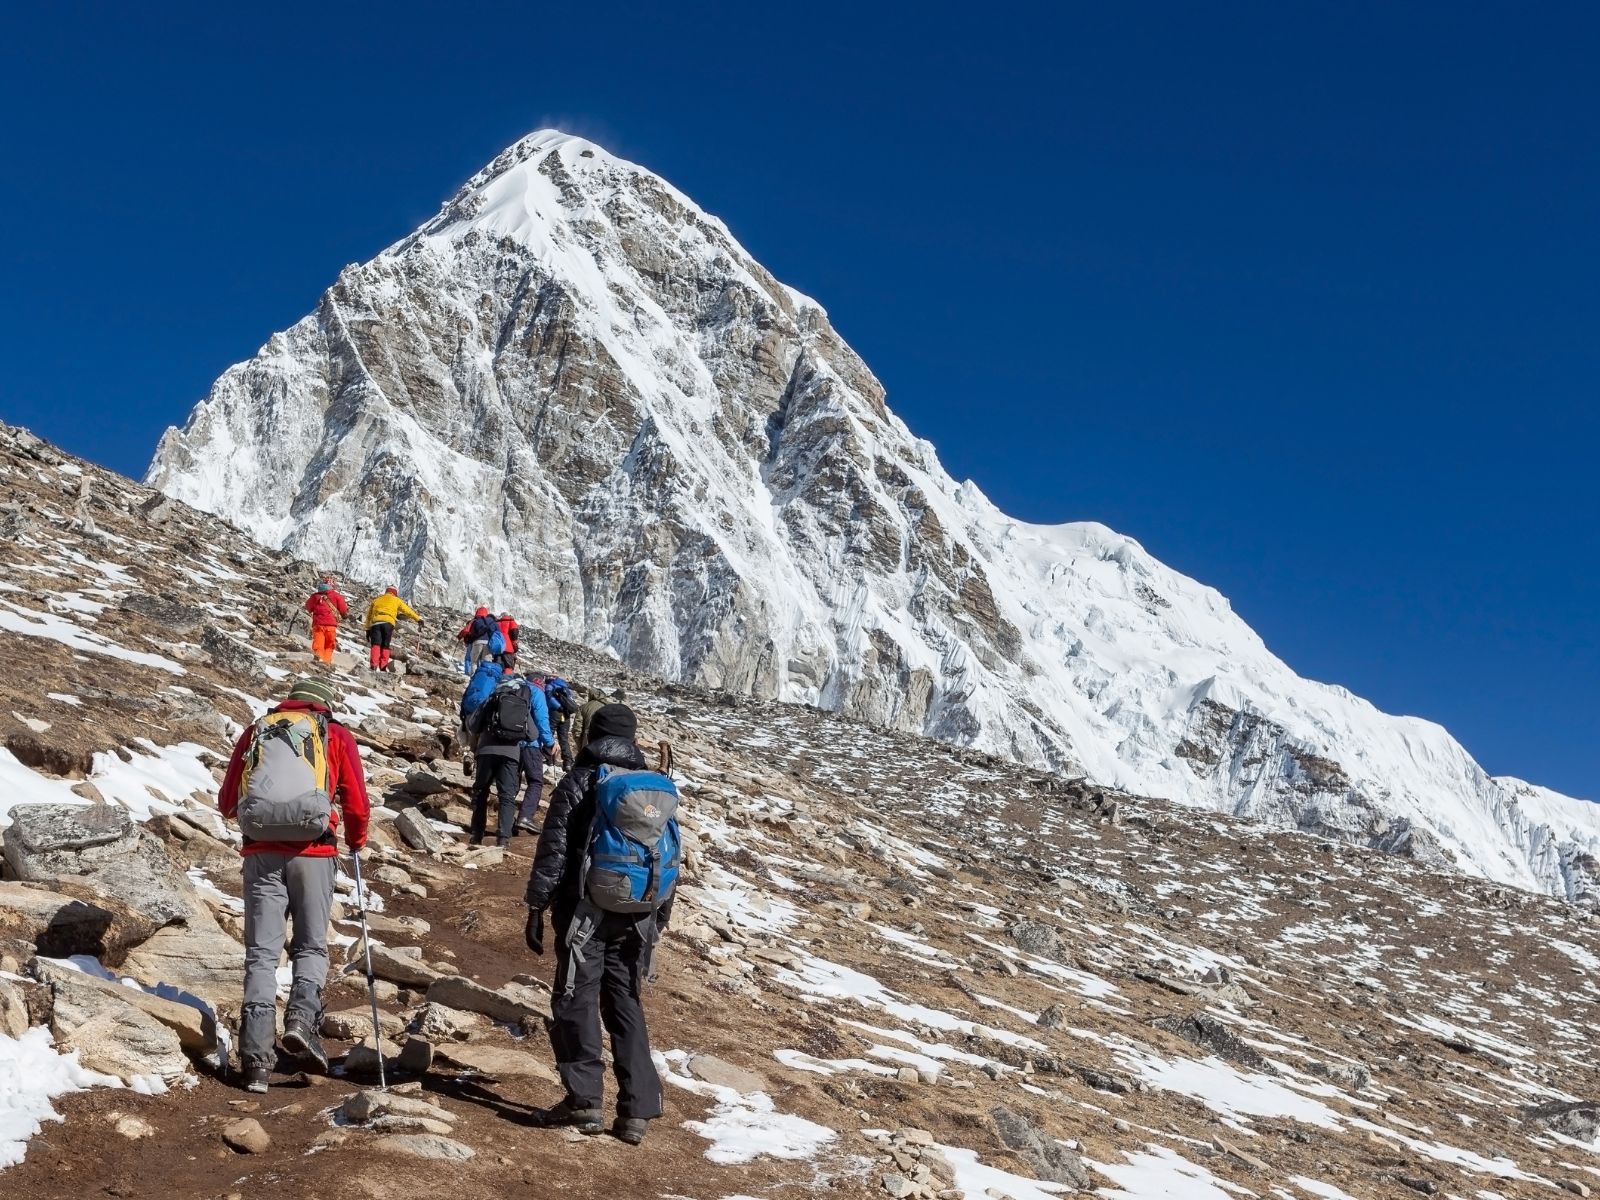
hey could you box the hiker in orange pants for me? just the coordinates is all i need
[304,581,348,663]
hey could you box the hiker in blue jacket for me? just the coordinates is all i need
[513,665,556,835]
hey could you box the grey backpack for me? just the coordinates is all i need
[236,710,333,843]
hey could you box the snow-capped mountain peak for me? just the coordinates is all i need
[147,129,1600,901]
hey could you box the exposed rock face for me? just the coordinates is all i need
[42,963,191,1085]
[3,805,204,928]
[147,135,1600,900]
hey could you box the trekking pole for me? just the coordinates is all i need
[349,851,388,1091]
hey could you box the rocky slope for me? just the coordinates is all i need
[144,130,1600,902]
[7,424,1600,1196]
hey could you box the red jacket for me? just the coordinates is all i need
[498,616,519,647]
[305,589,349,628]
[218,701,370,857]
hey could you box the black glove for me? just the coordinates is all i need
[524,907,545,956]
[542,746,556,765]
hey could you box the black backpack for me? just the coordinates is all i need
[469,613,499,642]
[486,681,531,743]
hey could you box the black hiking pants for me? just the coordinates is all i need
[469,754,519,843]
[517,744,545,827]
[551,713,573,768]
[550,908,662,1119]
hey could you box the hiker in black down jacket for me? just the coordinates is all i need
[523,705,671,1145]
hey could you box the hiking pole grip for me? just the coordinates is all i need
[350,851,388,1091]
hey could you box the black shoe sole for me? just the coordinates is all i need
[281,1029,328,1071]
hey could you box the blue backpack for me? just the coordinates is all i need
[487,627,507,656]
[460,661,505,718]
[584,767,682,914]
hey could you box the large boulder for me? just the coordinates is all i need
[394,808,447,856]
[989,1105,1091,1189]
[116,909,245,1014]
[44,964,190,1084]
[0,880,161,960]
[2,805,245,1006]
[31,957,220,1059]
[2,804,202,928]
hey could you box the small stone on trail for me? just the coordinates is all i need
[112,1114,155,1140]
[221,1117,270,1154]
[398,1036,435,1073]
[379,1133,476,1161]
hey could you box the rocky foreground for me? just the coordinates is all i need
[1,418,1598,1200]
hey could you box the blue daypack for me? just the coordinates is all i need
[487,627,507,657]
[584,766,682,914]
[460,661,505,718]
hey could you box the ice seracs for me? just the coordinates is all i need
[148,129,1600,900]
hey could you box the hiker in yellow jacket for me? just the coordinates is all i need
[364,587,422,671]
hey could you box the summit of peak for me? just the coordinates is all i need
[398,126,715,255]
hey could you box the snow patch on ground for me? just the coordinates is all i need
[0,1027,122,1168]
[1090,1143,1245,1198]
[660,1049,836,1166]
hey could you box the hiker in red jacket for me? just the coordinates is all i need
[498,612,520,653]
[458,605,496,674]
[217,676,370,1093]
[304,581,348,664]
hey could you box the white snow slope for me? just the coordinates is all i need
[148,130,1600,900]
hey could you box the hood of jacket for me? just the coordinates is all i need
[579,736,648,771]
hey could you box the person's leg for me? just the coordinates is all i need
[367,626,382,670]
[493,756,519,845]
[281,853,336,1066]
[375,623,393,670]
[549,924,607,1113]
[469,767,491,843]
[599,918,663,1120]
[241,853,290,1070]
[283,854,335,1021]
[555,717,573,769]
[517,744,544,829]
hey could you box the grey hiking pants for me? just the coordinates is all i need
[240,851,336,1067]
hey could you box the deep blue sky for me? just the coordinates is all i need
[1,3,1595,798]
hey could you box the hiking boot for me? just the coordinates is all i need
[541,1097,603,1134]
[514,820,540,836]
[462,754,475,779]
[611,1117,649,1145]
[496,836,511,848]
[243,1063,270,1094]
[281,1018,329,1072]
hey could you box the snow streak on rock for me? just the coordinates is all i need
[148,130,1600,899]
